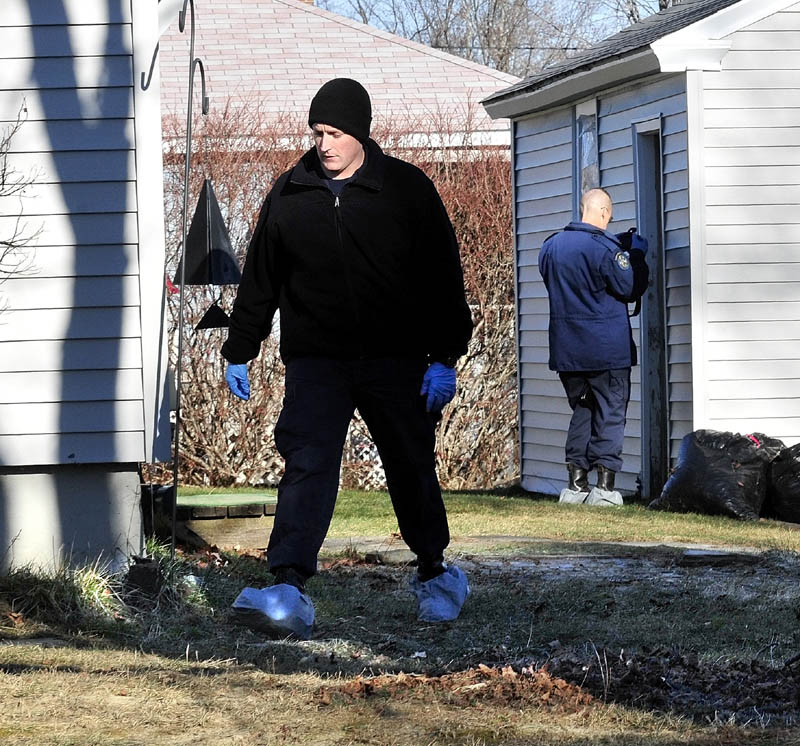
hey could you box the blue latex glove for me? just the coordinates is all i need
[420,362,457,413]
[630,232,648,252]
[225,363,250,401]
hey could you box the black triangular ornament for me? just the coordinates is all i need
[175,179,242,286]
[194,301,230,330]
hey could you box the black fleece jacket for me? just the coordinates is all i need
[221,139,473,365]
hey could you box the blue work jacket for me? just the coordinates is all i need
[538,221,649,372]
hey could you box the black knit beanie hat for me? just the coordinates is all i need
[308,78,372,142]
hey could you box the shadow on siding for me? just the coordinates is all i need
[27,0,131,561]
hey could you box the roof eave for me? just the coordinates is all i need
[483,48,661,120]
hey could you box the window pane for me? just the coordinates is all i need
[577,113,599,194]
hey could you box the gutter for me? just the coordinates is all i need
[483,49,662,120]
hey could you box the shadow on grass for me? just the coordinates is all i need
[3,541,800,730]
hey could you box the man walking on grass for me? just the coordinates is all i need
[539,187,649,507]
[221,78,473,639]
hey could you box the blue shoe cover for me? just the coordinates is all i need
[559,487,589,504]
[411,564,470,622]
[587,487,624,507]
[231,584,314,639]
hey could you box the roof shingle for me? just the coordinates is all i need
[483,0,744,105]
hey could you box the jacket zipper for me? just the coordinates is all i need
[333,191,365,357]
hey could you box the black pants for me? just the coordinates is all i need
[559,368,631,473]
[267,357,450,578]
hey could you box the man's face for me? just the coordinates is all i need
[312,123,364,179]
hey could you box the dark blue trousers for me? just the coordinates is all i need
[559,368,631,472]
[267,357,450,578]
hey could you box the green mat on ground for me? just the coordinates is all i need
[176,492,277,508]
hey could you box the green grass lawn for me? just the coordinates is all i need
[324,489,800,552]
[5,488,800,744]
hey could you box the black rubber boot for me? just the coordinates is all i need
[567,463,589,492]
[595,465,616,491]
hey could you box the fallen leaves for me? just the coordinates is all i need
[317,663,593,711]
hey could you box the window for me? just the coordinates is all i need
[575,100,599,203]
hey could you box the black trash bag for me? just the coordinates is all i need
[763,443,800,523]
[649,429,784,521]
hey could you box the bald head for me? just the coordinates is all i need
[580,188,613,230]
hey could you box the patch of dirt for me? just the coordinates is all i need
[545,646,800,727]
[308,550,800,728]
[318,652,800,727]
[318,663,593,711]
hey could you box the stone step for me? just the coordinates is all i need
[177,492,278,518]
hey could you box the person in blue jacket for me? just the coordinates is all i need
[538,188,649,506]
[220,79,474,639]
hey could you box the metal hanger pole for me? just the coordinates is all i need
[171,0,208,564]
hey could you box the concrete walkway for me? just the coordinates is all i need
[320,533,765,567]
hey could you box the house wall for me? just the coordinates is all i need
[514,74,690,495]
[0,0,168,570]
[695,2,800,443]
[514,107,576,495]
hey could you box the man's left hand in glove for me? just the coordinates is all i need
[420,362,457,413]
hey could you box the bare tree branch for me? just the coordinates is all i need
[320,0,613,76]
[146,104,519,490]
[319,0,684,76]
[1,102,39,312]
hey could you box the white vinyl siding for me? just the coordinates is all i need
[699,2,800,443]
[514,108,574,494]
[0,1,167,466]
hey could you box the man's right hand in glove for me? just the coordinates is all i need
[225,363,250,401]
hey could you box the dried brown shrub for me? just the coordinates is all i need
[155,104,517,490]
